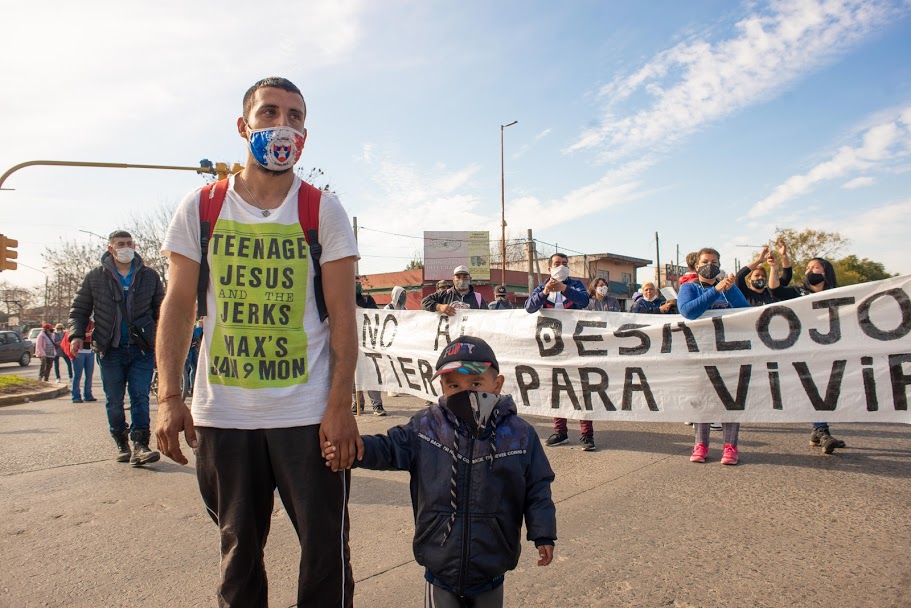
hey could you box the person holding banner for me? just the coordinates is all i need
[678,247,750,465]
[422,266,488,314]
[526,253,597,451]
[586,277,621,312]
[774,256,847,454]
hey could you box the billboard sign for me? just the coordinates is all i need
[423,231,490,281]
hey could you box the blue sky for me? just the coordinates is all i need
[2,0,910,289]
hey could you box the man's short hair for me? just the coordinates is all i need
[243,77,306,120]
[550,253,568,265]
[108,230,132,243]
[696,247,720,262]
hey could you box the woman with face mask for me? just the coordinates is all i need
[677,247,750,465]
[774,256,846,453]
[735,242,793,307]
[586,278,621,312]
[630,282,675,314]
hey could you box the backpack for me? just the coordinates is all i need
[196,178,328,321]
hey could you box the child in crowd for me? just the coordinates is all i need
[323,336,557,607]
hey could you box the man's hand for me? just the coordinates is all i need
[537,545,554,566]
[437,303,456,317]
[715,274,736,292]
[319,401,364,472]
[155,396,197,465]
[777,240,788,257]
[544,278,565,294]
[70,338,83,353]
[768,253,779,268]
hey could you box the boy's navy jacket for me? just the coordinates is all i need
[358,395,556,596]
[524,278,590,312]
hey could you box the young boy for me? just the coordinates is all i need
[324,336,557,607]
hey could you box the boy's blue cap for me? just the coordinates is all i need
[433,336,499,379]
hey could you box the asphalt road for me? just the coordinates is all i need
[1,384,910,607]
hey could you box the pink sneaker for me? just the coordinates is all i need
[721,443,739,465]
[690,443,708,463]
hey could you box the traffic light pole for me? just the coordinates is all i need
[0,159,222,191]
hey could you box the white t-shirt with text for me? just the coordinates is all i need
[161,175,358,429]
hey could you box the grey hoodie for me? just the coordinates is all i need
[385,286,407,310]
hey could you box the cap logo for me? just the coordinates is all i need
[444,342,475,357]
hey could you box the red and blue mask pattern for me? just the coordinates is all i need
[247,126,305,171]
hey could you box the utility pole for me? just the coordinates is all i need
[500,120,518,287]
[655,232,660,286]
[676,244,680,271]
[526,229,535,295]
[352,216,359,277]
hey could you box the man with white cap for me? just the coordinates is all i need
[421,265,488,315]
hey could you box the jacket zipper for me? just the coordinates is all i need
[457,435,474,595]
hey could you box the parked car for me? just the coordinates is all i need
[0,331,32,366]
[27,327,42,341]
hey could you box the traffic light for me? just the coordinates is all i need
[0,234,18,271]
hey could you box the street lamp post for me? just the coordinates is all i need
[500,120,518,287]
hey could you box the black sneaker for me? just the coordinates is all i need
[72,398,83,403]
[85,397,97,402]
[580,435,597,452]
[545,433,569,447]
[373,405,387,416]
[111,430,131,463]
[351,403,363,414]
[130,431,161,467]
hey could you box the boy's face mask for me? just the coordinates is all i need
[445,390,499,437]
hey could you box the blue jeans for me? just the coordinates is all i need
[72,352,96,401]
[97,345,155,435]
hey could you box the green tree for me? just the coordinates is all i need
[405,251,423,270]
[832,255,896,286]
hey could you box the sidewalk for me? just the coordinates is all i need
[1,393,910,607]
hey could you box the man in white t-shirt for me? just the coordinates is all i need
[156,77,361,608]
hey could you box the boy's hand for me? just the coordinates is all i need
[323,441,338,468]
[537,545,553,566]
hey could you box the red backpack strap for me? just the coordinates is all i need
[197,179,230,317]
[296,182,328,321]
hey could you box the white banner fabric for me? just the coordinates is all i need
[355,275,911,424]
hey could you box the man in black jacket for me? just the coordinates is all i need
[69,230,164,466]
[421,265,488,314]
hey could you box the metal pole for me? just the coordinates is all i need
[352,216,359,277]
[526,229,534,295]
[0,160,217,191]
[500,121,517,287]
[655,232,660,286]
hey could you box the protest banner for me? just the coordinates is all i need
[355,275,911,423]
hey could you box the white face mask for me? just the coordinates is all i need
[644,293,658,302]
[550,266,570,282]
[596,285,608,297]
[114,247,135,264]
[454,278,470,291]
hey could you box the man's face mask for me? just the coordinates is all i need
[246,124,305,171]
[445,390,499,437]
[355,283,362,295]
[550,265,570,282]
[454,277,470,291]
[751,279,767,289]
[114,247,135,264]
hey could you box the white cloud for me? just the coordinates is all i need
[567,0,902,159]
[827,198,911,274]
[842,176,875,189]
[747,107,911,218]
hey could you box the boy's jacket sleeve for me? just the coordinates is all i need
[359,422,416,471]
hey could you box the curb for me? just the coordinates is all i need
[0,386,71,407]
